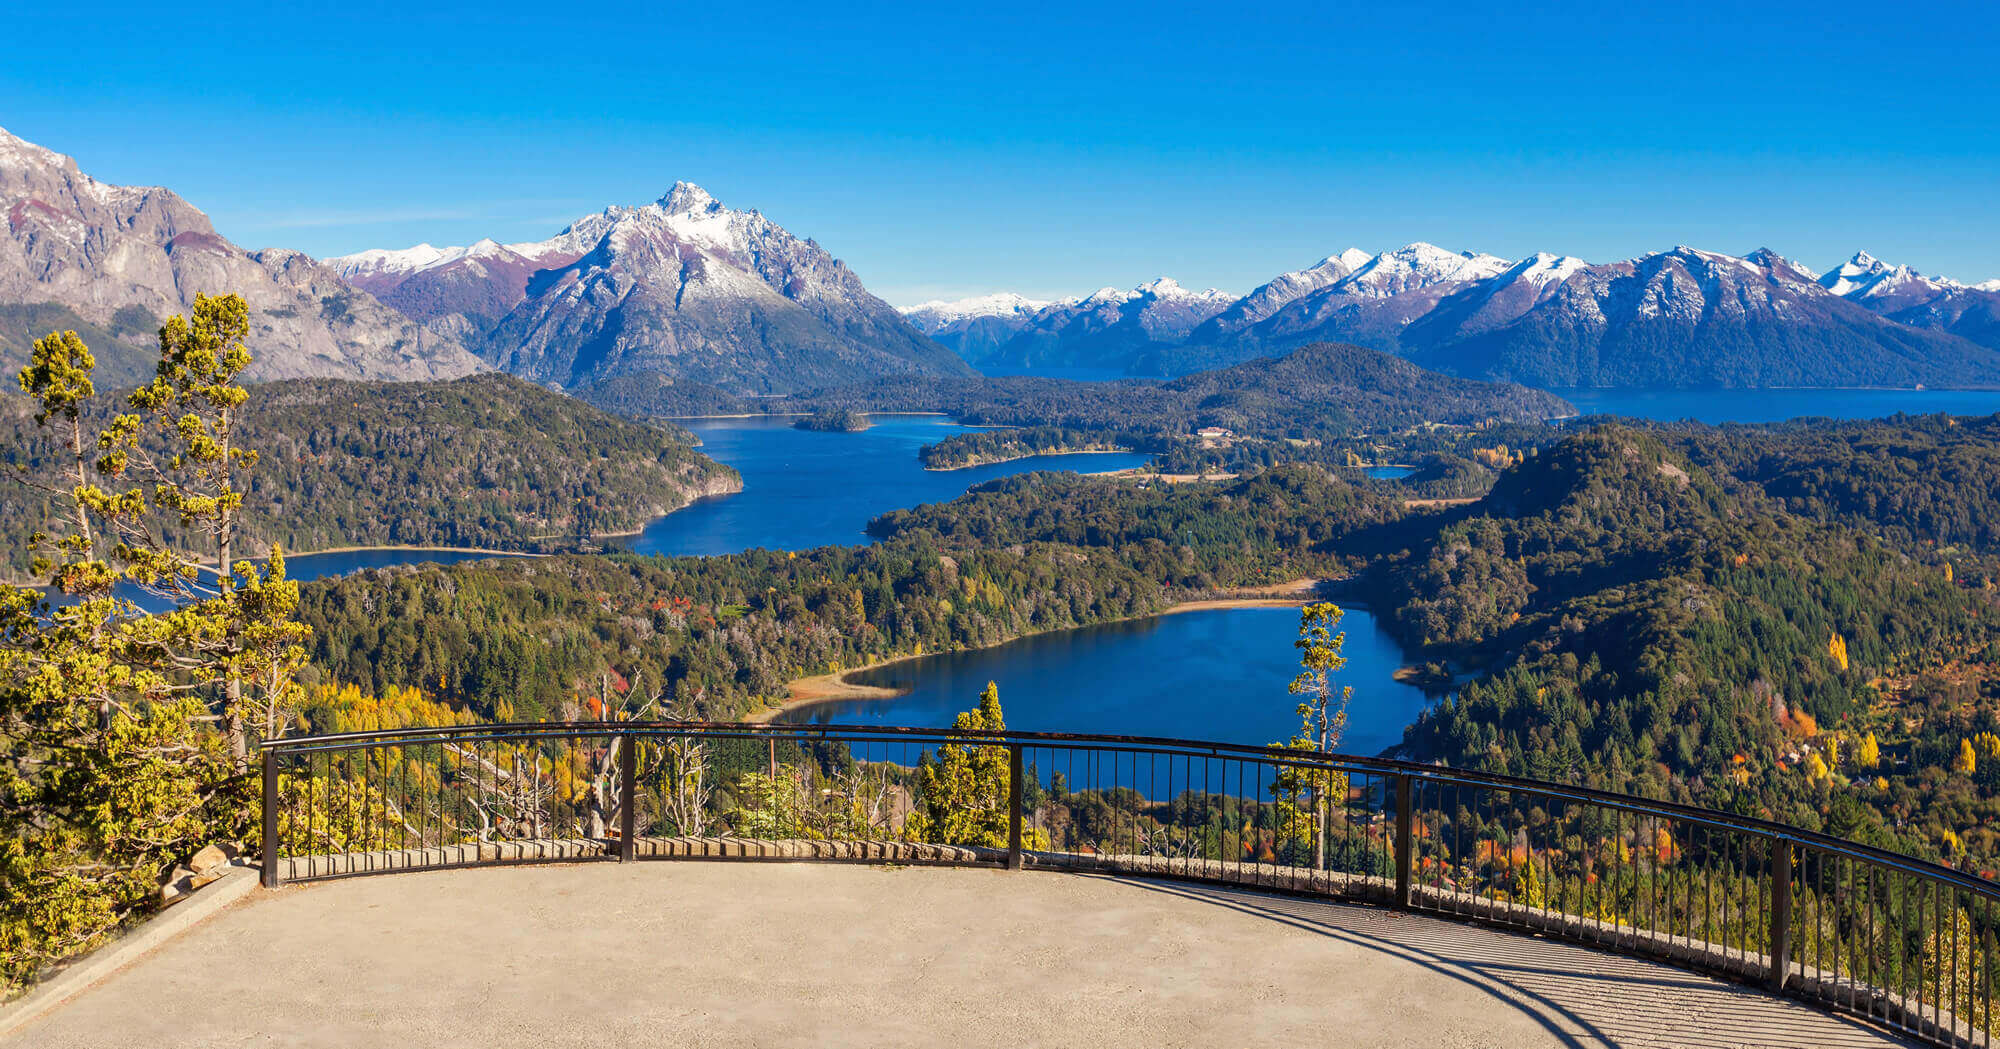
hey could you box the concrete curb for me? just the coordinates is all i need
[0,863,263,1039]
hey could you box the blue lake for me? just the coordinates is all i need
[619,415,1149,557]
[1548,387,2000,424]
[780,605,1429,755]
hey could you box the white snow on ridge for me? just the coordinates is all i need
[901,292,1052,326]
[1978,280,2000,293]
[1818,250,1962,299]
[1336,242,1511,297]
[328,243,448,279]
[1508,252,1589,288]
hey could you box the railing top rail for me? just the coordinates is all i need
[262,719,2000,900]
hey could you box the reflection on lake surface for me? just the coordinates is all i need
[779,605,1430,754]
[620,415,1149,556]
[1549,387,2000,424]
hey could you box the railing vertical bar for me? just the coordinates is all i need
[1393,773,1413,911]
[618,728,637,862]
[1006,742,1023,871]
[261,747,280,888]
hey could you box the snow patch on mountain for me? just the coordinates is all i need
[1336,243,1511,298]
[901,292,1053,330]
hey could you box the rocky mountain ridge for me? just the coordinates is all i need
[913,243,2000,388]
[333,183,970,394]
[0,126,484,385]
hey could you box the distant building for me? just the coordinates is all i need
[1196,426,1234,439]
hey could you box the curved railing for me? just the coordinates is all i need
[261,722,1997,1047]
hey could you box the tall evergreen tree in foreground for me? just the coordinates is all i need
[0,293,309,990]
[1274,602,1352,871]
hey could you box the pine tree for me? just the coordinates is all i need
[1,303,309,990]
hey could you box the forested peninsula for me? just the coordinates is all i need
[0,372,739,578]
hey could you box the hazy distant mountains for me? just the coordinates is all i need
[0,126,482,386]
[332,183,969,395]
[910,245,2000,388]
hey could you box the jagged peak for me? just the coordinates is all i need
[658,181,719,214]
[0,124,74,172]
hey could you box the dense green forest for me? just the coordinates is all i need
[793,408,871,432]
[1,373,737,579]
[1361,425,2000,866]
[1661,413,2000,556]
[296,466,1400,722]
[584,343,1573,438]
[919,426,1144,469]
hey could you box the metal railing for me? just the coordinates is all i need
[261,721,1998,1047]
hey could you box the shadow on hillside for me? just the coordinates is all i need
[1098,875,1909,1049]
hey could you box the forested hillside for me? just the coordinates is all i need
[297,466,1400,721]
[1,373,737,578]
[585,342,1573,437]
[1364,426,2000,864]
[1664,413,2000,555]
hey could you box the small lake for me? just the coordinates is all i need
[1548,387,2000,424]
[778,605,1429,755]
[1362,466,1414,480]
[620,415,1149,556]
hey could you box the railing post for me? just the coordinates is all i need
[1394,773,1414,910]
[1007,742,1024,871]
[260,746,281,889]
[618,729,638,863]
[1768,838,1793,992]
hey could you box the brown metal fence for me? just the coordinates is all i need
[262,722,1999,1047]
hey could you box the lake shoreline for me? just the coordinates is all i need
[753,578,1326,723]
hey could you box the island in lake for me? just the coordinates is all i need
[793,408,872,432]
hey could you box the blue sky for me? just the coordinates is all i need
[7,2,1998,304]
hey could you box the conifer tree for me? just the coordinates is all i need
[0,297,309,990]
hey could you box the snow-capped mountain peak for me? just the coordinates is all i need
[1336,248,1373,272]
[659,180,719,215]
[328,243,447,281]
[1819,250,1957,299]
[1336,242,1512,298]
[1506,252,1589,288]
[901,292,1052,328]
[1978,280,2000,293]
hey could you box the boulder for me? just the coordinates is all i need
[189,844,231,875]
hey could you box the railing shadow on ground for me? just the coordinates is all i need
[1107,874,1914,1049]
[258,721,2000,1049]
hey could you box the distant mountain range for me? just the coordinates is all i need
[907,245,2000,388]
[0,126,482,386]
[6,124,1997,395]
[330,183,969,394]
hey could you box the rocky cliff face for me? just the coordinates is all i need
[334,183,969,395]
[0,126,484,385]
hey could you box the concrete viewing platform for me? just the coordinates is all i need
[10,862,1915,1048]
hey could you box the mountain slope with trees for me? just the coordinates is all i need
[2,372,738,577]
